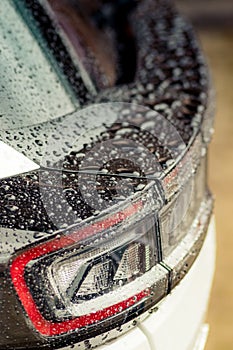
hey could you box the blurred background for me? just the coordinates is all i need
[177,1,233,349]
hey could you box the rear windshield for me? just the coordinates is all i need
[0,1,75,130]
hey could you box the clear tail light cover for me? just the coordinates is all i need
[160,155,207,257]
[10,187,168,337]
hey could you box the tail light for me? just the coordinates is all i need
[160,155,207,257]
[10,151,208,339]
[10,188,168,337]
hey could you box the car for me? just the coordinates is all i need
[0,0,215,349]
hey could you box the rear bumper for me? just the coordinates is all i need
[94,215,216,350]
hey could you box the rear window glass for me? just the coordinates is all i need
[0,1,75,130]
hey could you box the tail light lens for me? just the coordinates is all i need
[10,189,168,336]
[160,156,207,257]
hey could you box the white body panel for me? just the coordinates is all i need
[0,141,39,179]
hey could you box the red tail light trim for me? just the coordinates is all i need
[10,202,150,336]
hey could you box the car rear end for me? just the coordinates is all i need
[0,1,215,349]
